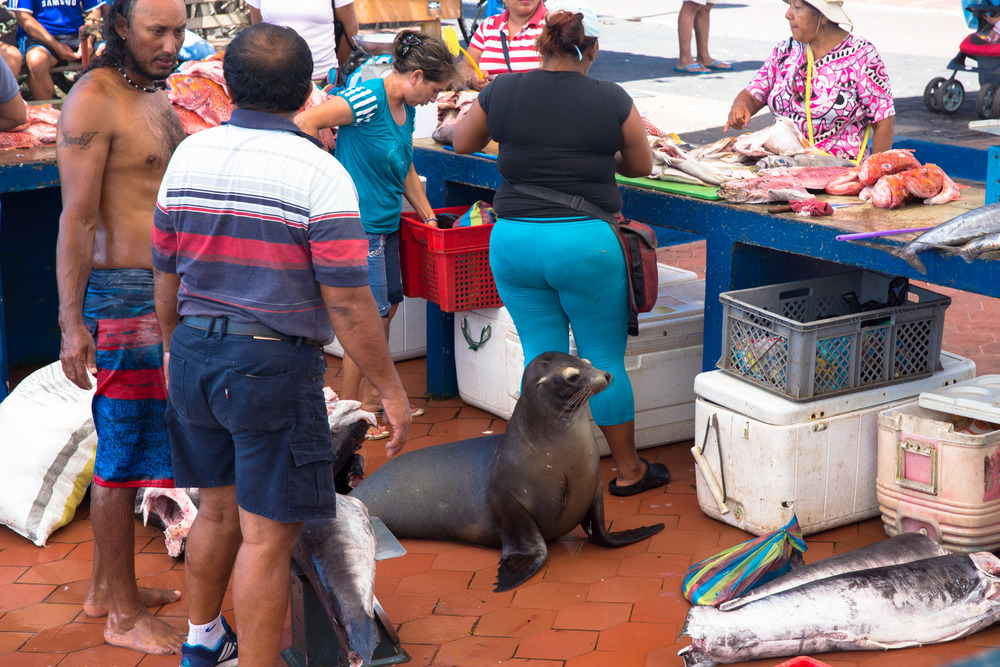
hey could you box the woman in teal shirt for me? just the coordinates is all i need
[297,31,455,438]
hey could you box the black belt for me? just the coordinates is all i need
[180,316,308,344]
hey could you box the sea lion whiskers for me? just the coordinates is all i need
[559,386,599,418]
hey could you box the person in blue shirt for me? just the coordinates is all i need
[9,0,106,100]
[296,30,456,439]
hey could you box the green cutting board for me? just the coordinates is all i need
[616,174,720,200]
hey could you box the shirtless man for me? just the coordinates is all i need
[55,0,188,655]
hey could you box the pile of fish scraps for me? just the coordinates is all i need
[647,119,963,210]
[649,118,856,203]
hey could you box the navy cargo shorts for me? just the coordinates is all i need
[164,322,337,522]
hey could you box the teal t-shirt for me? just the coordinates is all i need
[334,79,416,234]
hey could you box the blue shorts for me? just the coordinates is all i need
[164,322,337,522]
[19,33,79,60]
[366,231,404,318]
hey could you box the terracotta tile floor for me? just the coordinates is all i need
[4,240,1000,666]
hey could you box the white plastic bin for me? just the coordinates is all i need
[455,264,705,455]
[324,296,427,362]
[693,351,975,536]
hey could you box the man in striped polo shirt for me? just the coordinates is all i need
[461,0,547,89]
[151,22,411,667]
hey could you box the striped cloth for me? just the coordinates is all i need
[469,4,547,77]
[682,515,807,607]
[84,269,172,489]
[152,108,369,345]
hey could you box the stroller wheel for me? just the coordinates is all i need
[935,79,965,114]
[924,77,946,112]
[978,84,996,119]
[990,89,1000,119]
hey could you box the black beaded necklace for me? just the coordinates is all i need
[116,65,163,93]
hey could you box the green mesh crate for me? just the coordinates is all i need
[719,270,951,400]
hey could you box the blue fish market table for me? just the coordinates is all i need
[411,138,991,397]
[0,146,61,400]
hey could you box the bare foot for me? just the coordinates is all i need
[104,609,185,655]
[84,585,182,617]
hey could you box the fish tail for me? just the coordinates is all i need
[845,238,929,274]
[889,246,927,275]
[958,248,976,264]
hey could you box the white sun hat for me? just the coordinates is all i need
[545,0,600,38]
[784,0,853,30]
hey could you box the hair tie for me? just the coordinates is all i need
[400,33,422,57]
[573,44,582,61]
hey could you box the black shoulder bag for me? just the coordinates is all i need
[508,183,659,336]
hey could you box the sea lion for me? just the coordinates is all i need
[351,351,666,592]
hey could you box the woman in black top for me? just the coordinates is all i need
[454,0,669,497]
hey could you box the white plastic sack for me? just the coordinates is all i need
[0,362,97,546]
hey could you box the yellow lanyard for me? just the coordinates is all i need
[804,45,870,166]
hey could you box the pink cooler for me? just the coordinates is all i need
[877,376,1000,553]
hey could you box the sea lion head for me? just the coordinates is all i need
[519,351,611,419]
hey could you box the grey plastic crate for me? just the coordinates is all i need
[718,270,951,400]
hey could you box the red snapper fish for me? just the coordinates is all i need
[900,164,945,199]
[825,166,865,195]
[167,57,335,150]
[857,149,921,185]
[870,172,913,209]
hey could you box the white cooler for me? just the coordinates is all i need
[693,351,976,536]
[455,264,705,456]
[324,296,427,362]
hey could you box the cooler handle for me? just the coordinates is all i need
[461,318,492,351]
[692,413,730,515]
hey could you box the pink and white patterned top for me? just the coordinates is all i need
[746,35,894,160]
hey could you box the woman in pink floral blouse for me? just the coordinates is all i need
[725,0,894,162]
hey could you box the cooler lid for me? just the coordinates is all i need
[695,351,975,425]
[918,375,1000,422]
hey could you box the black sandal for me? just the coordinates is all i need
[608,458,670,497]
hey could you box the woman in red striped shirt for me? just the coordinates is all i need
[459,0,548,90]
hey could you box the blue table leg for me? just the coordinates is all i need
[425,301,457,398]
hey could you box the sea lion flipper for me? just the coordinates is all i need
[495,551,547,592]
[581,488,666,547]
[494,498,548,592]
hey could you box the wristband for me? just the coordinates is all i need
[426,217,438,224]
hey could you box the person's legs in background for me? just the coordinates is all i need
[23,45,56,100]
[342,231,416,437]
[677,1,729,73]
[0,42,22,78]
[676,1,710,73]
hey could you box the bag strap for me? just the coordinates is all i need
[508,182,619,225]
[499,32,514,73]
[332,2,357,53]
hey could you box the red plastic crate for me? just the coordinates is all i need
[399,205,502,312]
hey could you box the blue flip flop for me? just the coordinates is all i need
[673,63,711,74]
[707,60,733,70]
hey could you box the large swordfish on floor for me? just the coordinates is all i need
[679,537,1000,667]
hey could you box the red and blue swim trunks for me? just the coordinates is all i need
[83,269,173,489]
